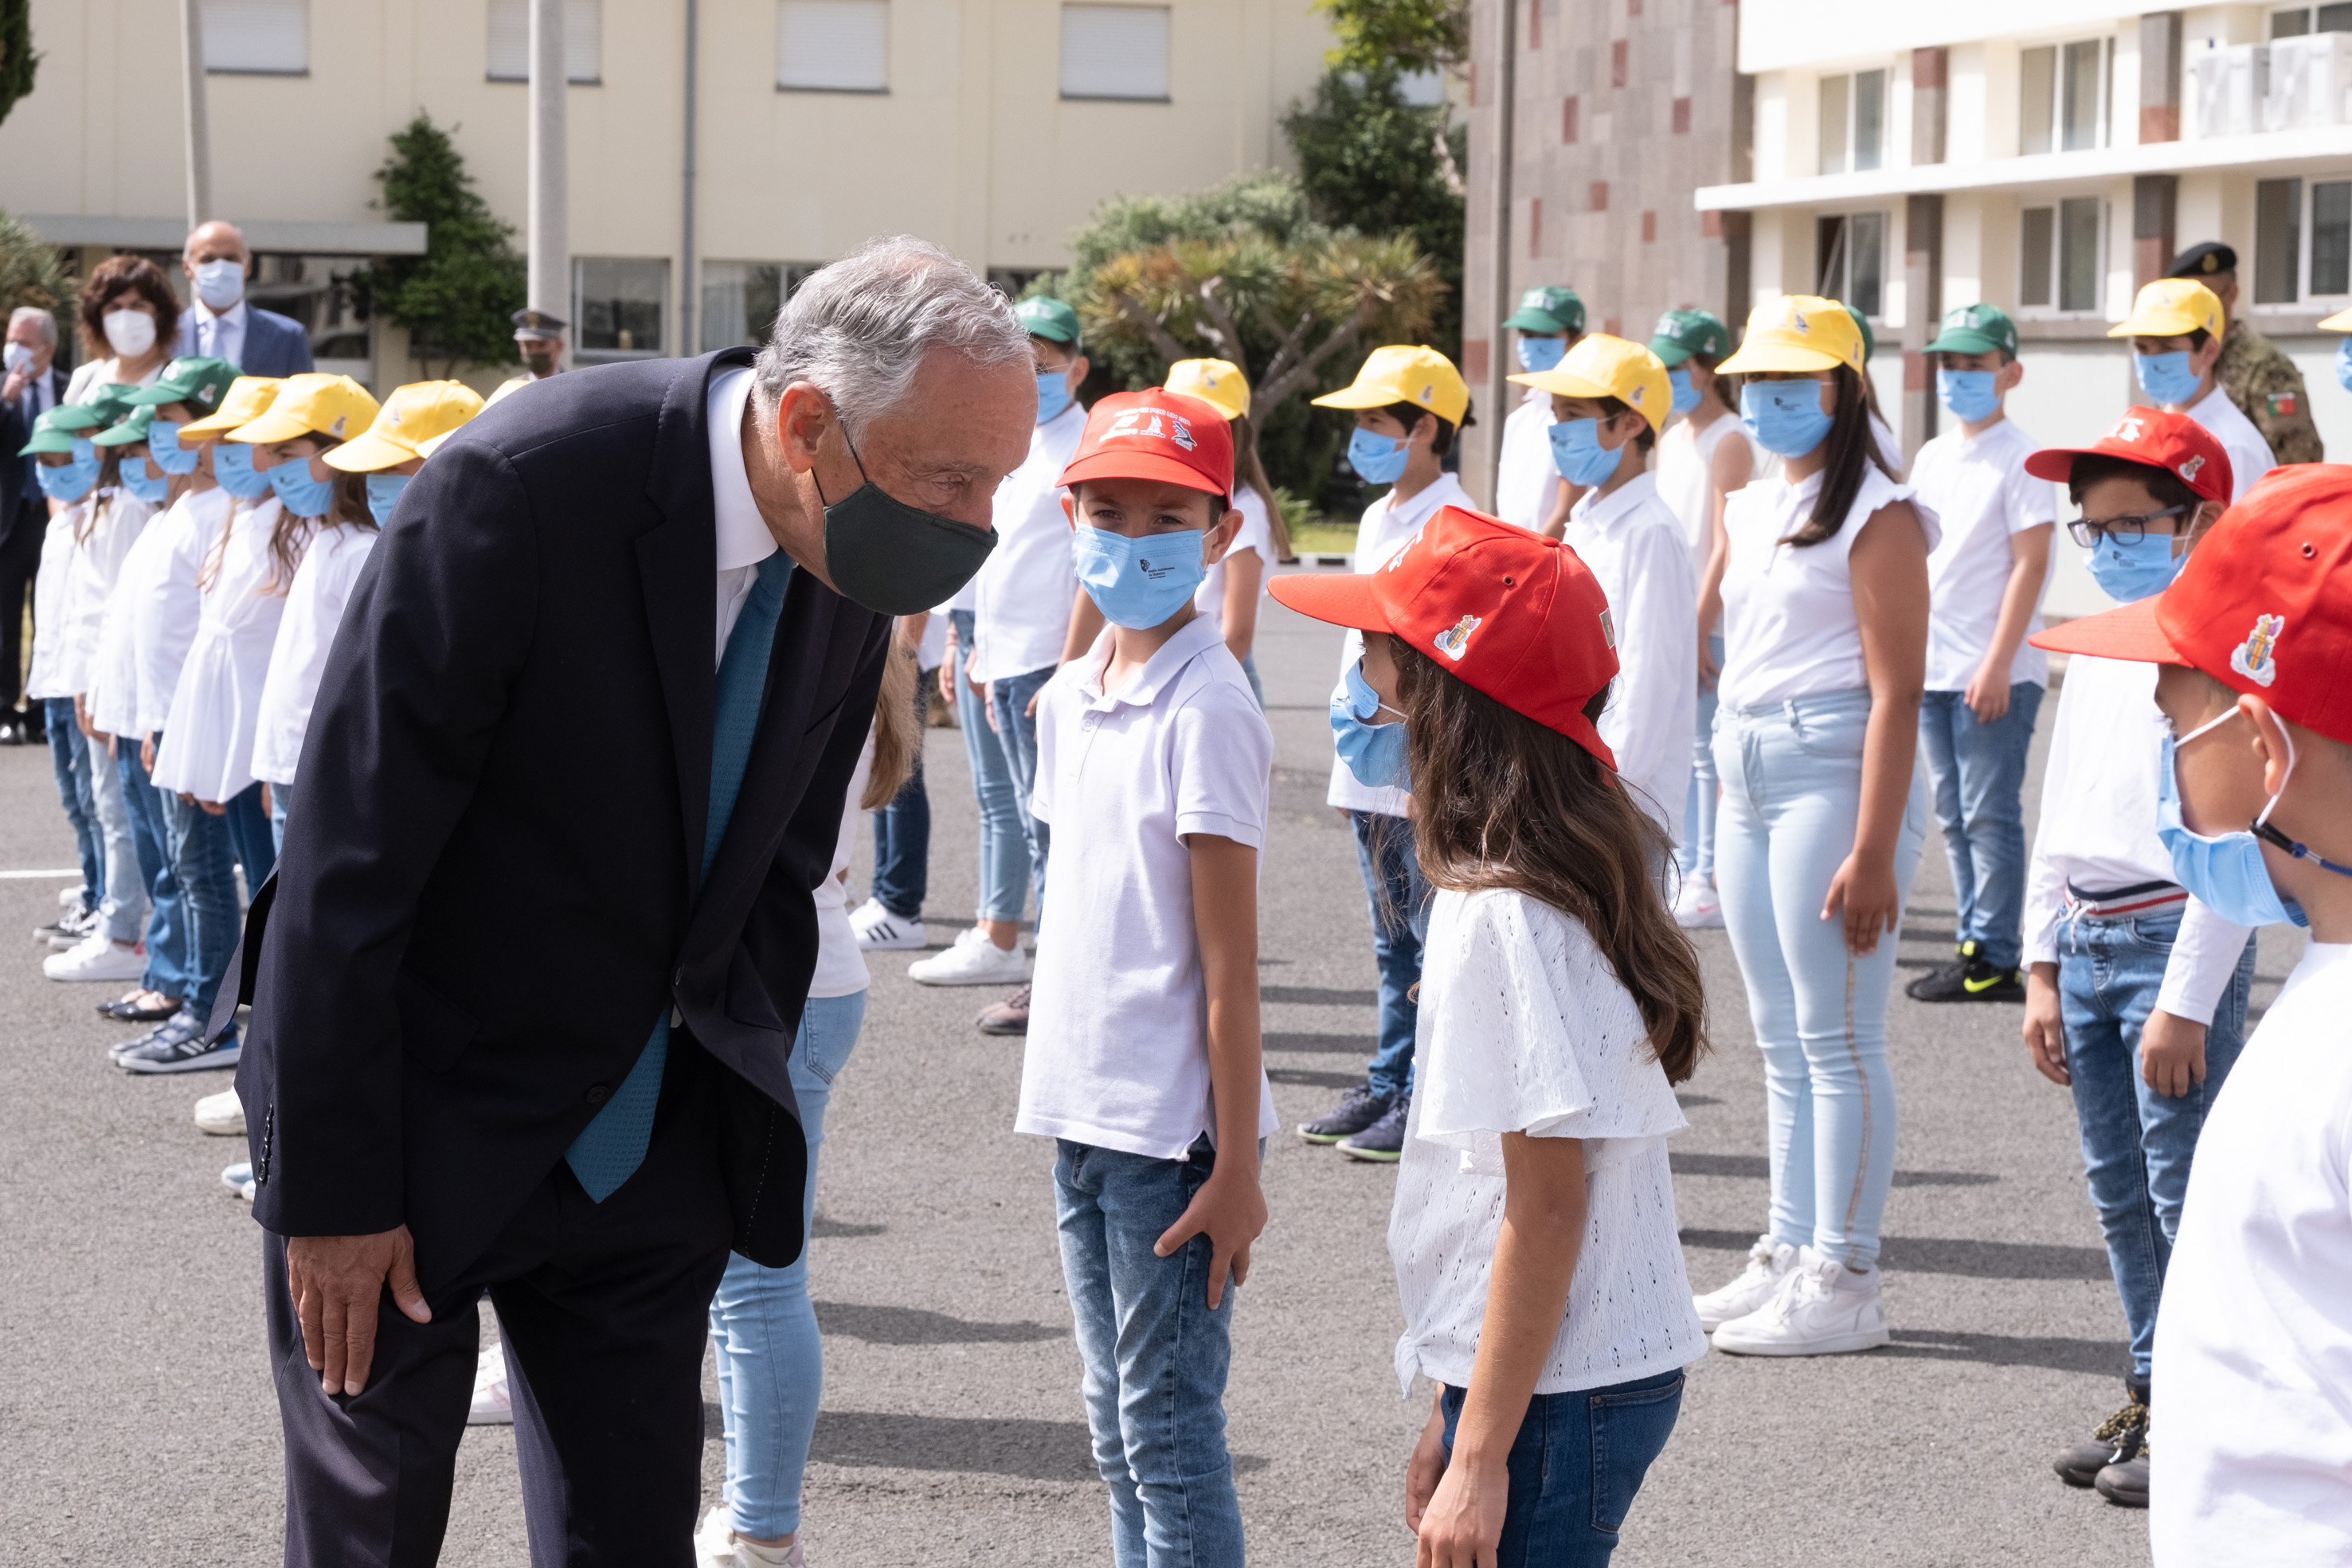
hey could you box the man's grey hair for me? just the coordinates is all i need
[8,306,56,346]
[752,236,1029,440]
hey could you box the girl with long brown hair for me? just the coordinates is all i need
[1269,508,1709,1567]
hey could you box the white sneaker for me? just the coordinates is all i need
[468,1343,515,1425]
[695,1507,804,1566]
[57,885,84,909]
[194,1086,245,1136]
[1693,1234,1798,1331]
[1711,1245,1890,1357]
[847,896,926,951]
[906,933,1026,986]
[45,933,146,982]
[1673,877,1726,929]
[221,1161,256,1201]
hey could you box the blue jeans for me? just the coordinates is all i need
[84,728,146,944]
[117,742,192,1001]
[222,780,275,900]
[950,610,1028,925]
[268,780,292,854]
[708,989,868,1540]
[1056,1136,1250,1568]
[1352,811,1429,1099]
[45,698,100,909]
[1681,633,1724,886]
[1239,651,1263,710]
[1713,687,1928,1270]
[869,676,929,920]
[162,788,241,1023]
[2057,906,2255,1380]
[1917,683,2044,971]
[991,663,1056,936]
[1438,1370,1685,1567]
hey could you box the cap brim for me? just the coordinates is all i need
[1716,342,1842,374]
[1310,384,1401,409]
[89,426,150,448]
[225,409,314,444]
[1923,332,2005,355]
[1501,311,1569,332]
[323,431,417,472]
[125,384,186,406]
[2021,445,2102,483]
[1056,451,1227,496]
[2028,597,2190,663]
[1509,369,1615,401]
[2323,306,2352,332]
[1646,339,1696,366]
[2106,315,2201,339]
[174,412,244,439]
[1266,570,1392,633]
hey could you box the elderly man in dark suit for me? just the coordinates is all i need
[0,305,68,744]
[227,237,1035,1564]
[175,221,315,377]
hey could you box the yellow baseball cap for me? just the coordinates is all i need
[1313,345,1470,426]
[1509,334,1673,436]
[177,376,285,440]
[324,381,487,472]
[417,375,530,457]
[1717,295,1866,375]
[2108,279,2224,340]
[2321,305,2352,332]
[1164,358,1250,420]
[227,373,382,446]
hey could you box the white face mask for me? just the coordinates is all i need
[103,309,156,358]
[192,258,245,311]
[2,342,30,375]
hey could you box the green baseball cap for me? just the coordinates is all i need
[18,405,96,456]
[1843,306,1876,363]
[1501,286,1584,334]
[1015,296,1082,346]
[1923,303,2019,358]
[127,356,239,418]
[1647,308,1730,367]
[91,406,158,447]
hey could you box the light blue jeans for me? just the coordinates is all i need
[990,663,1057,937]
[268,780,292,854]
[707,988,868,1540]
[1713,686,1927,1271]
[1681,633,1724,886]
[83,727,147,944]
[1056,1136,1251,1568]
[949,609,1027,925]
[1917,683,2044,971]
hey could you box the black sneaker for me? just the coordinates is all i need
[1907,940,2025,1003]
[2096,1431,2150,1508]
[2055,1386,2147,1488]
[1298,1081,1392,1144]
[117,1015,239,1074]
[1337,1090,1411,1163]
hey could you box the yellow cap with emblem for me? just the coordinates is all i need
[1717,295,1866,375]
[177,377,286,440]
[1164,358,1250,421]
[325,381,487,472]
[2107,279,2225,340]
[1508,334,1673,436]
[1313,345,1470,426]
[226,373,383,447]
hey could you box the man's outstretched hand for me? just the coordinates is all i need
[286,1227,431,1396]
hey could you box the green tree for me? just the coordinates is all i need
[0,0,37,130]
[0,207,72,326]
[1312,0,1467,77]
[349,114,525,378]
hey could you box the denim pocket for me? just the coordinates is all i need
[1789,705,1869,761]
[798,991,868,1085]
[1588,1371,1684,1535]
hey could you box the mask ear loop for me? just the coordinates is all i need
[808,400,874,511]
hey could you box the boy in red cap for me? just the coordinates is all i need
[1270,508,1708,1566]
[2030,463,2352,1562]
[1015,388,1275,1563]
[2011,410,2257,1507]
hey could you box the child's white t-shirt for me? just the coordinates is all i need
[1561,471,1697,845]
[1017,615,1279,1159]
[2154,940,2352,1565]
[1192,486,1273,632]
[250,522,378,787]
[1389,886,1707,1396]
[1908,418,2055,693]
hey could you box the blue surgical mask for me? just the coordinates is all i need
[366,472,409,526]
[1331,658,1408,789]
[267,457,335,518]
[1516,336,1567,373]
[1035,370,1074,425]
[1070,525,1205,630]
[37,440,100,505]
[145,417,199,475]
[1668,367,1700,416]
[1740,380,1833,459]
[1937,369,1999,423]
[1348,427,1410,486]
[119,456,170,506]
[2157,710,2310,929]
[210,440,272,499]
[2334,336,2352,393]
[2084,529,2186,603]
[2135,350,2201,405]
[1547,417,1626,487]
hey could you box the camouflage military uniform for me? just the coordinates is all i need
[2217,318,2324,466]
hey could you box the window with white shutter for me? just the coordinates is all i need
[202,0,307,76]
[487,0,605,84]
[1060,6,1170,101]
[777,1,890,93]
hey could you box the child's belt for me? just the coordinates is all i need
[2064,878,2190,920]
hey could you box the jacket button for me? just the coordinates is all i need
[585,1084,609,1105]
[674,966,686,987]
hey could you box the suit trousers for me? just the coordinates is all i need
[266,1035,734,1566]
[0,501,38,710]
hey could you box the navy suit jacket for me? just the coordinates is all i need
[228,348,888,1288]
[178,306,314,377]
[0,366,68,546]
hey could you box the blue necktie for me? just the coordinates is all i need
[566,550,792,1201]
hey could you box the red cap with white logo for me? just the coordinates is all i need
[2021,406,2233,507]
[1268,506,1622,768]
[1057,389,1235,499]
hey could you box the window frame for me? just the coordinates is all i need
[2271,5,2352,37]
[572,256,671,365]
[484,0,604,85]
[2251,171,2352,308]
[1814,209,1888,321]
[2017,36,2113,155]
[2014,191,2111,318]
[1815,68,1888,177]
[201,0,310,78]
[1058,4,1172,104]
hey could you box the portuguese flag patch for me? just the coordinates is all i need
[2270,393,2299,417]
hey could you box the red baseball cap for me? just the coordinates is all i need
[1056,389,1235,499]
[2031,463,2352,745]
[2021,406,2233,507]
[1268,506,1622,768]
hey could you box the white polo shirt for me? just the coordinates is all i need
[1908,417,2056,693]
[1495,388,1563,532]
[1562,470,1697,843]
[1018,614,1281,1159]
[971,401,1087,683]
[1327,471,1473,817]
[2184,382,2276,501]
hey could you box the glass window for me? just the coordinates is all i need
[2059,197,2102,312]
[2020,46,2056,155]
[574,258,668,362]
[1060,6,1170,101]
[1853,70,1884,172]
[2275,6,2312,36]
[202,0,307,75]
[2256,178,2303,303]
[777,0,889,92]
[2323,3,2352,31]
[487,0,603,83]
[1818,73,1849,175]
[1814,212,1884,318]
[2021,207,2055,307]
[2315,180,2352,295]
[700,263,782,354]
[2061,40,2106,152]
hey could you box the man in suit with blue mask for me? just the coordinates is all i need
[175,221,316,379]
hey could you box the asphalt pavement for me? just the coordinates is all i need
[0,582,2301,1567]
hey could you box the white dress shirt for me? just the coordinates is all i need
[1563,471,1698,844]
[971,401,1088,683]
[181,299,249,369]
[706,366,781,668]
[1325,471,1473,816]
[2185,383,2276,501]
[1494,388,1563,532]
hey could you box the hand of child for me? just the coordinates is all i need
[2021,964,2069,1087]
[1964,663,2012,725]
[1821,850,1900,956]
[1153,1166,1266,1311]
[1404,1397,1448,1535]
[1415,1444,1509,1568]
[2139,1009,2209,1099]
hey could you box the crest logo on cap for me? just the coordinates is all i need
[1418,383,1434,405]
[2231,614,2284,687]
[2179,455,2205,484]
[1106,407,1196,452]
[1629,383,1645,405]
[1599,607,1617,648]
[1787,305,1810,332]
[329,415,347,436]
[2112,416,2145,443]
[1433,613,1481,660]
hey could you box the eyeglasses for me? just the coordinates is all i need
[2066,505,2186,549]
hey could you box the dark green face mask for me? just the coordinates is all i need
[816,423,996,617]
